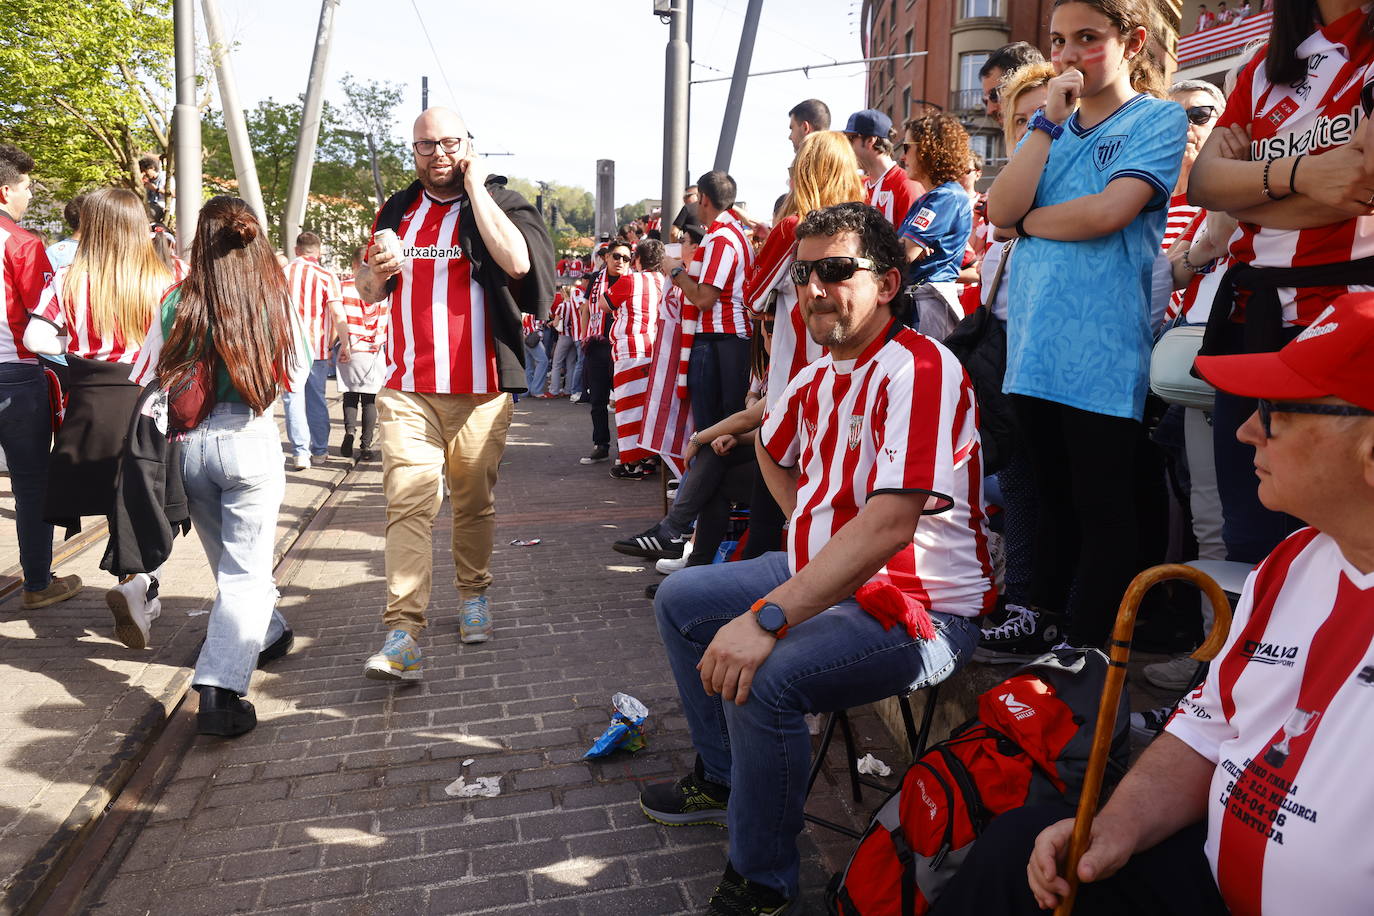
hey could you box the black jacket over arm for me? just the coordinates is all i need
[373,176,555,393]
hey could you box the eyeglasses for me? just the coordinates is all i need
[1185,105,1218,126]
[789,256,879,286]
[901,140,917,154]
[1256,398,1374,438]
[983,87,999,105]
[413,137,466,157]
[608,252,632,262]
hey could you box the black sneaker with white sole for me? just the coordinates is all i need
[613,526,686,560]
[640,759,729,827]
[707,862,793,915]
[972,604,1064,664]
[1130,705,1173,745]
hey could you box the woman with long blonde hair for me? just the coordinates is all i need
[26,187,173,643]
[737,129,865,556]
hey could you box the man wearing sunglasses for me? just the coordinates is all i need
[642,202,993,914]
[353,107,554,677]
[933,292,1374,915]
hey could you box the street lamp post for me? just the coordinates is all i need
[658,0,690,236]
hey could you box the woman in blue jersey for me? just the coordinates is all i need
[897,113,973,340]
[983,0,1187,651]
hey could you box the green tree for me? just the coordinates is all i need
[0,0,173,193]
[616,198,661,231]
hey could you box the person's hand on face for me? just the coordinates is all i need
[456,140,487,195]
[1044,67,1084,123]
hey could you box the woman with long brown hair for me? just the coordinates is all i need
[130,195,305,736]
[26,187,172,640]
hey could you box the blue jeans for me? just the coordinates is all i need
[687,334,752,431]
[524,338,550,395]
[0,363,54,590]
[181,404,288,696]
[283,358,331,457]
[549,334,578,395]
[570,346,587,398]
[654,552,980,897]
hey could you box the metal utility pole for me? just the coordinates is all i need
[661,0,690,234]
[712,0,763,172]
[202,0,267,230]
[282,0,340,254]
[594,160,615,241]
[422,76,429,111]
[172,0,202,256]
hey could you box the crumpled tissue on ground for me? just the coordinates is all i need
[856,753,892,777]
[444,774,502,798]
[583,692,649,758]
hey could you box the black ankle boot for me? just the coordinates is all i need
[196,685,257,737]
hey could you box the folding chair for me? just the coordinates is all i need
[803,683,943,839]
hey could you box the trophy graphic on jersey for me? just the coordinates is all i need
[1264,708,1320,768]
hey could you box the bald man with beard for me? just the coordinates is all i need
[354,108,554,678]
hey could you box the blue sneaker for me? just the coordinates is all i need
[364,629,422,681]
[460,596,493,644]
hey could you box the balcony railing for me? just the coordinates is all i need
[1176,11,1271,68]
[949,87,985,114]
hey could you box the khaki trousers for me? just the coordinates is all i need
[378,388,513,635]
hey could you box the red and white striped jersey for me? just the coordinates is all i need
[759,322,995,617]
[583,270,613,341]
[339,277,388,354]
[866,163,924,232]
[1162,193,1201,254]
[1166,528,1374,916]
[742,214,824,407]
[560,288,587,339]
[381,193,498,394]
[0,213,50,364]
[283,256,342,361]
[521,312,542,334]
[606,270,663,361]
[1219,9,1374,325]
[33,265,164,364]
[696,209,753,336]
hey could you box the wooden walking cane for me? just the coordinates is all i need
[1052,564,1234,916]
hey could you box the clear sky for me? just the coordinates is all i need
[215,0,869,214]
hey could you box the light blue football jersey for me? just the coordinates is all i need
[1005,94,1187,419]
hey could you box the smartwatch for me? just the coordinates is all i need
[750,599,790,639]
[1028,109,1064,141]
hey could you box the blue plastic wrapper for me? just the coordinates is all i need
[583,692,649,758]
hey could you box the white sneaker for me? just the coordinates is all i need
[656,539,694,575]
[293,455,310,470]
[106,574,161,650]
[1143,656,1204,692]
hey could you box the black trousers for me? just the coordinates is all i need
[1011,395,1147,647]
[739,463,785,559]
[341,392,377,448]
[930,803,1227,916]
[583,338,613,448]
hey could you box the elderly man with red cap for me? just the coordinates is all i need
[928,292,1374,916]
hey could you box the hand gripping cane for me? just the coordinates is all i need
[1052,564,1234,916]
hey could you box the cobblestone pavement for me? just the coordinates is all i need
[83,396,897,916]
[0,396,351,908]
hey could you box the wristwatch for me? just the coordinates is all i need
[1028,109,1064,141]
[750,599,790,639]
[671,266,687,279]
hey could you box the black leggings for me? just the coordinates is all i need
[930,803,1226,916]
[341,392,377,448]
[1011,395,1147,647]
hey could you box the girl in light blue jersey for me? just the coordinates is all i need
[982,0,1187,650]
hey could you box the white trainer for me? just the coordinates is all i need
[106,574,162,650]
[656,539,694,575]
[1143,656,1204,692]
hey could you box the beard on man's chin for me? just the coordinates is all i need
[422,167,464,193]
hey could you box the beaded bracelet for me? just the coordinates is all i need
[1263,158,1285,201]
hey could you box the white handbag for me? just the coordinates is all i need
[1149,323,1216,410]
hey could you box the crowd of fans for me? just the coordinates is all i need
[2,0,1372,911]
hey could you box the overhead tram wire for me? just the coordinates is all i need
[405,0,514,157]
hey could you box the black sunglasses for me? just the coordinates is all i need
[1185,105,1218,126]
[1256,398,1374,438]
[789,256,879,286]
[608,252,632,262]
[983,87,999,105]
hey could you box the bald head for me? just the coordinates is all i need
[413,107,467,142]
[412,107,469,196]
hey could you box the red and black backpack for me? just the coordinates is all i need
[826,648,1130,916]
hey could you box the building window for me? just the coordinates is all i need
[962,0,1001,17]
[902,87,912,123]
[904,28,914,58]
[955,51,989,110]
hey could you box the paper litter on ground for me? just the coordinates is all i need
[856,753,892,777]
[444,775,501,798]
[461,758,475,767]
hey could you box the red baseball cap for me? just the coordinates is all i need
[1194,292,1374,411]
